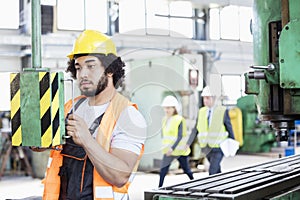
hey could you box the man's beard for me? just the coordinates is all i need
[80,75,108,97]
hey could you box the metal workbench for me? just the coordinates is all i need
[145,154,300,200]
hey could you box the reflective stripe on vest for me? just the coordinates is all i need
[196,106,228,148]
[94,187,129,200]
[162,115,191,156]
[43,93,143,200]
[94,173,136,199]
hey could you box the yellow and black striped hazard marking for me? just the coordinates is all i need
[10,73,22,146]
[39,72,52,147]
[10,71,65,147]
[51,72,65,146]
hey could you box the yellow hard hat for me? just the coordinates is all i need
[67,30,117,59]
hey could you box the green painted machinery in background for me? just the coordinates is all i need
[237,95,276,153]
[245,0,300,142]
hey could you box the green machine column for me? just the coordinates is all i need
[250,0,281,117]
[245,0,300,138]
[10,0,66,147]
[279,1,300,89]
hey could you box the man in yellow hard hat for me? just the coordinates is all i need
[187,86,235,175]
[41,30,147,199]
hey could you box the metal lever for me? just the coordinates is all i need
[250,63,275,71]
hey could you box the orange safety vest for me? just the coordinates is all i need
[43,93,144,200]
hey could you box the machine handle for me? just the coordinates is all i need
[250,63,275,71]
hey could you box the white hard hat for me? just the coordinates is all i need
[161,95,180,112]
[201,86,214,97]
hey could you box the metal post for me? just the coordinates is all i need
[31,0,42,68]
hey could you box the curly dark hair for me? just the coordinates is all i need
[66,53,125,89]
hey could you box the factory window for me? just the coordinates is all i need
[239,6,253,42]
[119,0,146,34]
[0,0,19,29]
[220,6,239,40]
[209,8,220,40]
[119,0,193,38]
[145,0,169,35]
[169,1,193,38]
[221,74,244,105]
[209,6,252,42]
[57,0,107,32]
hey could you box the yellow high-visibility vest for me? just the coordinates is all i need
[162,115,191,156]
[196,106,228,148]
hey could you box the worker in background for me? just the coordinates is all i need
[159,95,194,188]
[32,30,147,199]
[187,86,235,175]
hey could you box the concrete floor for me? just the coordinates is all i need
[0,153,280,200]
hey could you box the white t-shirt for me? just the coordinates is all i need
[74,99,147,155]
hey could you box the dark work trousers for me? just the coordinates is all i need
[159,155,194,187]
[203,147,224,175]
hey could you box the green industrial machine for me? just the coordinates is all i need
[10,0,66,147]
[245,0,300,142]
[8,0,66,178]
[237,95,276,153]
